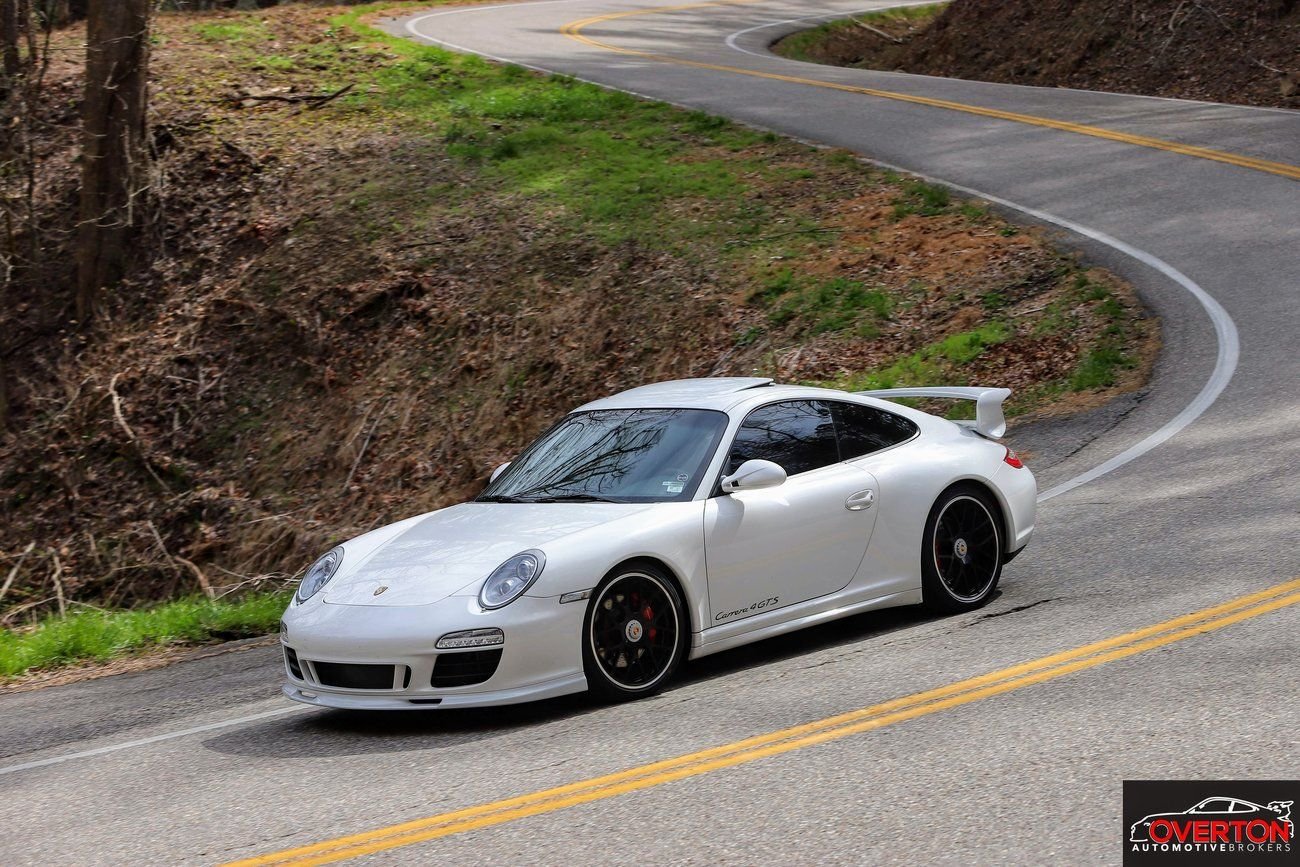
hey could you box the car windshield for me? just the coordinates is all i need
[478,408,728,503]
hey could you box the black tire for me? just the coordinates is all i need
[582,562,688,701]
[921,483,1003,613]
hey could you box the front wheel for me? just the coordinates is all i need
[921,484,1003,613]
[582,563,687,701]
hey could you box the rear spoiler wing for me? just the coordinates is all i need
[856,387,1011,439]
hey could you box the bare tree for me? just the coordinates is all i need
[0,0,37,429]
[1,0,23,85]
[76,0,149,322]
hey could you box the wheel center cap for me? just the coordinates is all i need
[953,538,969,561]
[625,619,644,643]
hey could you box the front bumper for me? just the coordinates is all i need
[280,593,588,710]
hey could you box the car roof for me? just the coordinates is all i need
[575,377,911,416]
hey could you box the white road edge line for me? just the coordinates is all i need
[0,0,1243,779]
[0,705,307,777]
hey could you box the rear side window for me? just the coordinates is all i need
[830,401,918,460]
[727,401,838,477]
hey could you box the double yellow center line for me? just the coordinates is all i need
[227,575,1300,866]
[560,1,1300,181]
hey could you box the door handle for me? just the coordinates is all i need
[845,490,875,511]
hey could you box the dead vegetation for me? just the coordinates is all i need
[776,0,1300,109]
[0,3,1155,625]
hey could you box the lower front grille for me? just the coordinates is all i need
[431,649,503,688]
[312,661,405,690]
[284,647,303,680]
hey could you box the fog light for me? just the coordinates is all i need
[436,628,504,649]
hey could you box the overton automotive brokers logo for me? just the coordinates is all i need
[1125,781,1296,865]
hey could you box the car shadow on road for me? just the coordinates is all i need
[202,598,972,759]
[673,600,954,688]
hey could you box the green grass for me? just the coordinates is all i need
[318,7,770,245]
[0,592,289,678]
[764,275,892,335]
[192,20,270,43]
[1071,345,1133,390]
[824,321,1013,392]
[775,3,948,64]
[892,179,953,219]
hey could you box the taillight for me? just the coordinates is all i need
[1003,447,1024,469]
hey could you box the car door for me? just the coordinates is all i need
[703,400,879,625]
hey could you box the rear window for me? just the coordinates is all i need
[830,401,918,460]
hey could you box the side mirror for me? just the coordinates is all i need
[489,462,511,483]
[720,459,786,494]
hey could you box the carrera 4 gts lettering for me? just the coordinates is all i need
[715,596,780,622]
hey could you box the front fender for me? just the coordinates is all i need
[524,501,708,633]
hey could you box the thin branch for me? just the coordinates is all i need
[723,226,838,249]
[50,551,66,618]
[236,83,354,109]
[175,556,214,599]
[853,19,903,44]
[343,400,389,493]
[108,372,169,489]
[0,541,37,605]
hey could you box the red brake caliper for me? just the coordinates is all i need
[644,604,656,641]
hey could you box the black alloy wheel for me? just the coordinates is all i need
[921,484,1003,613]
[583,564,686,700]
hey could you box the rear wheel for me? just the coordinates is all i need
[583,563,686,701]
[921,484,1003,613]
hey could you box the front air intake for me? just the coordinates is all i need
[312,661,404,690]
[431,649,503,688]
[284,647,303,680]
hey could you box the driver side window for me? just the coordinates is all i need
[727,401,838,477]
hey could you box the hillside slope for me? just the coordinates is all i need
[778,0,1300,109]
[0,3,1153,643]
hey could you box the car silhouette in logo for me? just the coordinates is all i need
[1130,796,1294,842]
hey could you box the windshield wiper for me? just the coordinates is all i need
[527,493,623,503]
[476,494,528,503]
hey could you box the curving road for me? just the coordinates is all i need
[3,2,1299,864]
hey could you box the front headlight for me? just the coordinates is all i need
[479,550,545,609]
[296,546,344,603]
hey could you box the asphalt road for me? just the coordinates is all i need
[3,2,1298,864]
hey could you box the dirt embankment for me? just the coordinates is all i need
[0,5,1153,622]
[778,0,1300,109]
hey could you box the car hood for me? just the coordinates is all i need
[322,501,655,606]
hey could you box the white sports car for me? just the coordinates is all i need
[280,378,1035,709]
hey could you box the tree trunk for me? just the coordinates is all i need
[0,354,7,429]
[76,0,149,323]
[1,0,23,84]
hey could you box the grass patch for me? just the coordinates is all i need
[766,276,892,335]
[0,592,289,678]
[892,179,953,219]
[192,20,269,43]
[322,7,768,244]
[826,321,1014,391]
[776,3,948,64]
[1071,345,1133,390]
